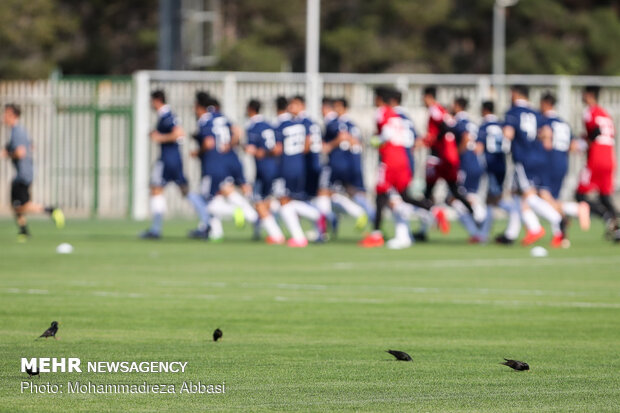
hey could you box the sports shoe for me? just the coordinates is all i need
[386,237,412,250]
[412,231,428,242]
[468,236,481,244]
[355,214,368,231]
[522,227,546,246]
[550,233,565,248]
[359,232,385,248]
[17,233,29,243]
[266,236,285,245]
[495,234,515,245]
[287,238,308,248]
[233,207,245,228]
[140,230,161,240]
[317,214,327,238]
[433,207,450,234]
[51,208,65,229]
[577,202,590,231]
[188,228,210,240]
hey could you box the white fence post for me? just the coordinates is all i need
[222,73,238,122]
[557,76,572,122]
[132,71,151,220]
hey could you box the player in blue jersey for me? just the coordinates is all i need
[272,96,325,247]
[315,98,368,237]
[191,92,258,241]
[334,97,374,222]
[539,92,590,237]
[141,90,209,239]
[288,96,323,200]
[497,85,564,248]
[476,100,512,242]
[245,99,285,244]
[447,97,486,243]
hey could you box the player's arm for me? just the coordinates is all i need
[538,123,553,150]
[230,125,242,147]
[458,131,470,154]
[7,145,27,159]
[151,125,185,143]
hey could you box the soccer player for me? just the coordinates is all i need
[2,104,64,241]
[245,99,285,244]
[333,97,374,221]
[141,90,209,239]
[192,92,257,241]
[273,96,325,247]
[539,92,590,236]
[577,86,619,241]
[288,96,323,201]
[360,87,436,248]
[420,86,470,229]
[498,85,564,247]
[450,97,486,242]
[476,100,511,242]
[315,97,367,236]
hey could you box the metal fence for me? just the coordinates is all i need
[2,72,620,218]
[0,76,133,217]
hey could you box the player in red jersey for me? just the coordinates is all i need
[360,87,447,248]
[419,86,474,220]
[576,86,619,241]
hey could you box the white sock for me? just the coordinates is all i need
[522,208,542,233]
[280,203,305,241]
[453,199,479,237]
[208,195,233,219]
[150,194,166,215]
[562,202,579,217]
[262,215,284,240]
[227,191,258,223]
[209,217,224,239]
[527,195,561,235]
[315,195,332,216]
[503,196,522,240]
[470,195,486,223]
[331,193,364,218]
[291,200,320,221]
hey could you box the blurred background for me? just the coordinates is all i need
[1,0,619,219]
[2,0,620,78]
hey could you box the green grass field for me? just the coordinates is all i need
[1,218,619,412]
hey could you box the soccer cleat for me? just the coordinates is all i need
[359,232,385,248]
[355,213,368,231]
[51,208,65,229]
[468,236,481,244]
[233,207,245,228]
[140,230,161,240]
[17,233,28,243]
[209,236,224,244]
[522,227,546,246]
[412,231,428,242]
[577,201,590,231]
[265,236,285,245]
[317,214,327,238]
[386,237,412,250]
[495,234,515,245]
[287,238,308,248]
[433,207,450,234]
[187,228,210,240]
[550,233,565,249]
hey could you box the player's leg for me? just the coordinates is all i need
[279,196,307,247]
[522,167,563,247]
[386,195,413,250]
[220,181,258,228]
[142,161,167,239]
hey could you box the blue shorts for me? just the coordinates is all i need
[486,167,506,198]
[513,162,547,193]
[459,167,482,194]
[254,170,278,201]
[350,153,365,192]
[274,173,306,200]
[200,172,234,199]
[150,160,187,188]
[227,154,246,186]
[545,154,568,199]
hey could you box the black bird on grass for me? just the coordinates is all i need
[38,321,59,339]
[386,350,413,361]
[213,328,223,342]
[501,358,529,371]
[25,367,39,378]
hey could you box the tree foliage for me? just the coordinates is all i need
[1,0,619,78]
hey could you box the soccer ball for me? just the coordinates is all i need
[56,243,74,254]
